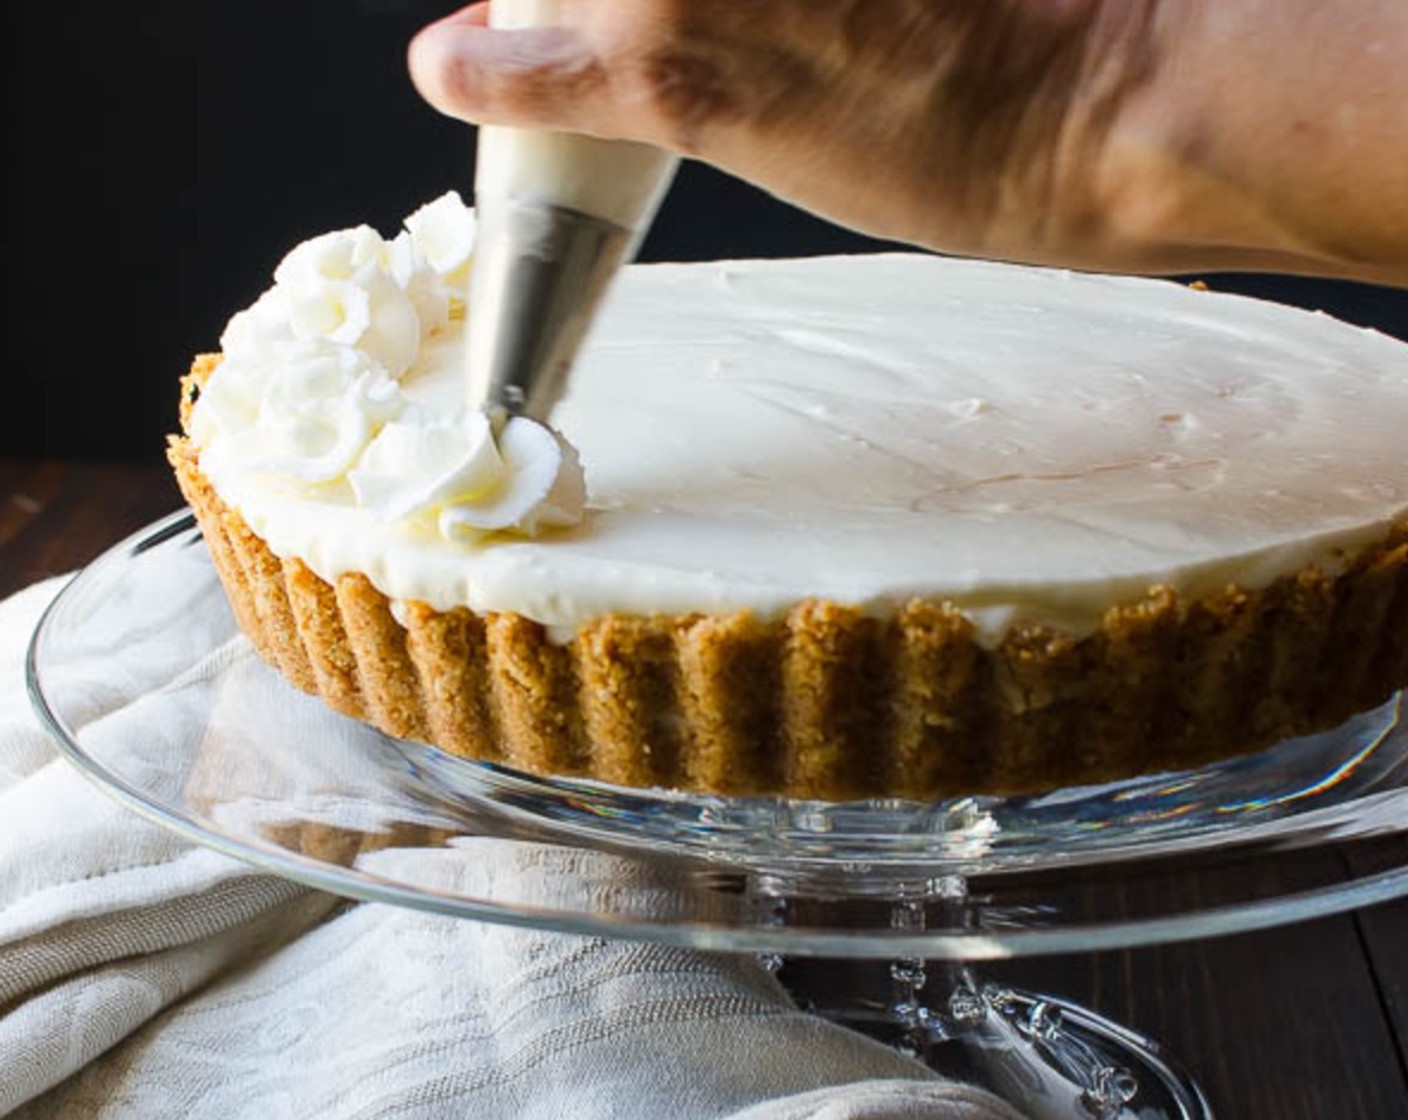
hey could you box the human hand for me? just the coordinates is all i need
[410,1,1408,285]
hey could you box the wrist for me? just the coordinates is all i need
[1087,1,1408,284]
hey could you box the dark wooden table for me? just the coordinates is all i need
[4,458,1406,1119]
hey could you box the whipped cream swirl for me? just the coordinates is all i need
[190,192,586,539]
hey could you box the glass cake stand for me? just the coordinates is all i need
[28,512,1408,1120]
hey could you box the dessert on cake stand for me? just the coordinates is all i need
[29,511,1408,1120]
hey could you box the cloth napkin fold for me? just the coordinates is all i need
[0,574,1022,1120]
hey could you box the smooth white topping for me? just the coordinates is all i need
[197,248,1408,642]
[191,193,585,539]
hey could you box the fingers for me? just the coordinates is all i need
[407,3,609,133]
[400,0,1170,270]
[407,1,752,154]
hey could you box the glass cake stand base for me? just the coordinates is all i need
[28,513,1408,1120]
[780,960,1210,1120]
[757,882,1213,1117]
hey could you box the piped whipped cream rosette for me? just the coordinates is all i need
[349,409,585,537]
[188,191,586,540]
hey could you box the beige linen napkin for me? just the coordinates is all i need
[0,574,1021,1120]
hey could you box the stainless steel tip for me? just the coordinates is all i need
[465,198,633,423]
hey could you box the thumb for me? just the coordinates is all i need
[408,2,608,132]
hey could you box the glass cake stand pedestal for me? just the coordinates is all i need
[27,513,1408,1120]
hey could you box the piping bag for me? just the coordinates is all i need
[465,0,678,425]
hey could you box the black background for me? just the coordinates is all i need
[8,1,1406,465]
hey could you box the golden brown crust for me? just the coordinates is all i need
[169,358,1408,801]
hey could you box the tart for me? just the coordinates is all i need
[169,194,1408,801]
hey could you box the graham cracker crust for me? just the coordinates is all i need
[170,357,1408,801]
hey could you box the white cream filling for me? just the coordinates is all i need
[197,227,1408,643]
